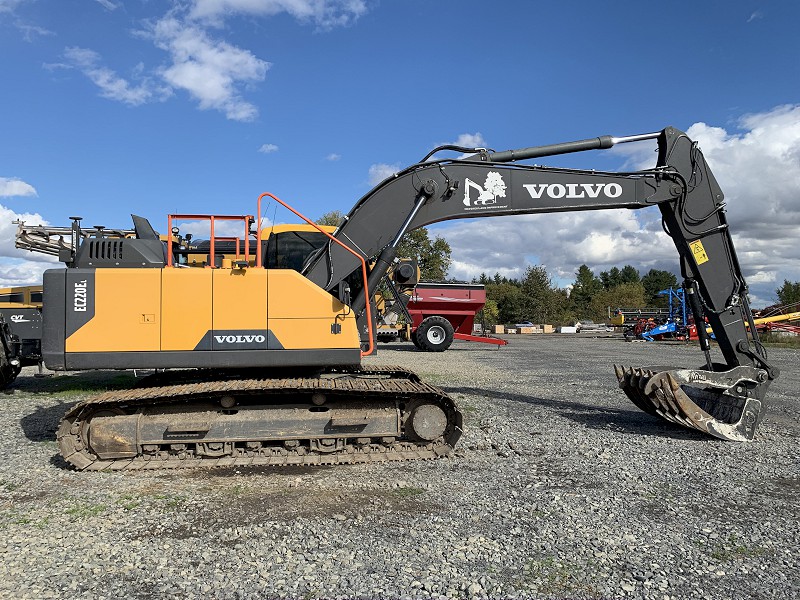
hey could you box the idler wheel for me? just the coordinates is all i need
[409,404,447,441]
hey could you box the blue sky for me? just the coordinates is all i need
[1,0,799,306]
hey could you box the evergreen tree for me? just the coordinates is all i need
[485,280,520,323]
[600,267,622,289]
[620,265,640,284]
[520,265,567,323]
[570,264,602,314]
[776,279,800,306]
[641,269,679,306]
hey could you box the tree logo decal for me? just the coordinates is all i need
[463,172,507,207]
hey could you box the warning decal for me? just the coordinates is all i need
[689,240,709,265]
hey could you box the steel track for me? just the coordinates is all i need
[57,365,463,471]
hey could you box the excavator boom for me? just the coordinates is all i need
[303,126,777,440]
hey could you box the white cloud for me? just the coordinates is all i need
[15,21,54,41]
[454,132,487,149]
[258,143,279,153]
[64,46,169,106]
[0,0,24,13]
[51,2,363,120]
[0,177,37,198]
[368,163,401,186]
[0,258,55,287]
[150,16,270,121]
[0,204,59,287]
[0,177,60,286]
[435,105,800,307]
[188,0,368,30]
[0,0,54,40]
[326,153,341,161]
[94,0,120,10]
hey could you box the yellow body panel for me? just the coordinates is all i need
[161,269,212,351]
[267,270,347,318]
[270,317,355,350]
[65,266,358,353]
[212,268,268,331]
[66,270,161,353]
[267,270,357,349]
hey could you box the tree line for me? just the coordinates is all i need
[315,212,800,323]
[474,264,678,326]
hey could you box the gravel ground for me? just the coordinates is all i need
[0,335,798,600]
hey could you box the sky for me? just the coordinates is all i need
[1,0,799,307]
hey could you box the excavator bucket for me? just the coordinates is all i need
[614,365,766,441]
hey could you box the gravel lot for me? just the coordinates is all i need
[0,334,798,600]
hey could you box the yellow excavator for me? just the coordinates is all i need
[10,126,779,470]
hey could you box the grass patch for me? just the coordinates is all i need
[4,513,51,530]
[518,556,599,597]
[759,333,800,348]
[696,534,768,562]
[116,495,141,511]
[223,484,248,496]
[0,479,20,492]
[151,493,187,508]
[457,398,480,417]
[417,372,448,385]
[392,486,425,498]
[65,502,107,520]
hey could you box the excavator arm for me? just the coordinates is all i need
[304,126,777,441]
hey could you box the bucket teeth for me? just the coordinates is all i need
[614,365,763,441]
[615,366,658,417]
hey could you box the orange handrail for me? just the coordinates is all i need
[213,236,243,259]
[167,214,253,267]
[257,192,374,357]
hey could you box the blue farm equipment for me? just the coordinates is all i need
[626,288,688,341]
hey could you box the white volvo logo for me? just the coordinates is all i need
[523,183,623,199]
[214,335,266,344]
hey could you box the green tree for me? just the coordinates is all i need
[477,298,500,326]
[590,282,647,319]
[315,210,346,227]
[484,280,522,323]
[641,268,679,306]
[620,265,640,284]
[600,267,622,289]
[520,265,569,323]
[600,265,639,289]
[396,228,452,281]
[776,279,800,306]
[570,264,602,314]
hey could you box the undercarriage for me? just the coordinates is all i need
[57,366,463,470]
